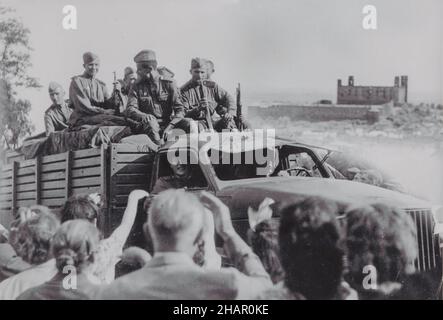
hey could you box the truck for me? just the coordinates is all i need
[0,132,441,294]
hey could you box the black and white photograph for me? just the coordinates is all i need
[0,0,442,305]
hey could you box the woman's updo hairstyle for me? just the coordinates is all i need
[52,220,100,273]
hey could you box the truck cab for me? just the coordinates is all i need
[143,133,442,285]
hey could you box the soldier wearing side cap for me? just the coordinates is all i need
[68,52,128,128]
[126,50,184,145]
[180,58,248,132]
[44,82,73,136]
[121,67,137,96]
[114,66,137,111]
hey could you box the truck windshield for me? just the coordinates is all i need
[209,145,324,181]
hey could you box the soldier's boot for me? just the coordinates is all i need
[197,119,213,132]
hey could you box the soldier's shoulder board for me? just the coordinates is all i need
[180,80,194,91]
[158,66,175,78]
[159,75,174,82]
[44,105,54,114]
[71,75,83,82]
[203,80,216,88]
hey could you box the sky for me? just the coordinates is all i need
[2,0,442,133]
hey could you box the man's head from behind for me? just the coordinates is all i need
[278,196,344,300]
[60,194,100,225]
[345,203,417,292]
[10,207,60,265]
[145,189,205,257]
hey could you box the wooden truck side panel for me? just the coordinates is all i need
[0,146,108,230]
[0,143,156,243]
[108,144,155,243]
[0,163,13,228]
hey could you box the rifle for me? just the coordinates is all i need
[236,83,244,131]
[199,81,214,131]
[113,71,125,115]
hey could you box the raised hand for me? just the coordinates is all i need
[199,191,234,238]
[128,189,150,203]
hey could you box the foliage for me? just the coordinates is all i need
[0,6,40,149]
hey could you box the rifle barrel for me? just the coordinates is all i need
[199,81,213,130]
[236,83,243,131]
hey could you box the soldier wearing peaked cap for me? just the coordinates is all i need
[125,49,185,145]
[68,52,131,129]
[180,58,249,132]
[44,82,73,136]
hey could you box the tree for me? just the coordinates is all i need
[0,6,40,150]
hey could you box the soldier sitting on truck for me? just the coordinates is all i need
[115,66,137,109]
[68,52,128,128]
[181,58,250,132]
[125,50,185,145]
[68,52,152,142]
[44,82,73,136]
[117,65,172,108]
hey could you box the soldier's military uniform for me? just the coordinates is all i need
[125,50,185,145]
[151,166,207,194]
[181,78,236,130]
[69,52,127,129]
[151,175,189,195]
[44,100,73,136]
[44,82,73,136]
[113,66,138,116]
[181,58,248,132]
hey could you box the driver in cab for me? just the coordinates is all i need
[152,157,203,194]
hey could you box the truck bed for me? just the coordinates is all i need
[0,144,155,238]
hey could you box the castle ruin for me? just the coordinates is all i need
[337,75,408,106]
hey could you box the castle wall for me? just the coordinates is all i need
[248,105,379,123]
[337,76,408,106]
[337,86,394,105]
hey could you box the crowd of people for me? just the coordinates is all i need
[0,186,437,300]
[41,49,250,147]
